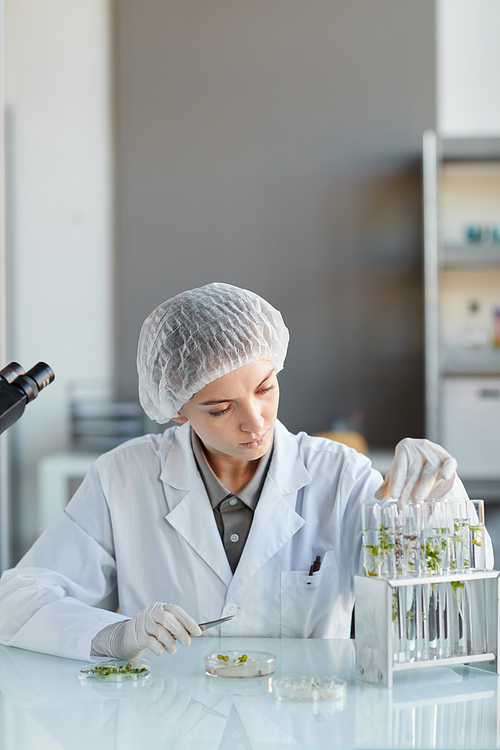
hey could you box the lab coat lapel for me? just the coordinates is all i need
[160,424,233,587]
[227,421,309,599]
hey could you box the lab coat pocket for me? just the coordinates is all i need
[280,551,338,638]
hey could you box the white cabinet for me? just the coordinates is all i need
[423,132,500,483]
[441,377,500,478]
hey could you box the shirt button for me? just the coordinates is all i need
[225,603,238,615]
[230,533,239,543]
[229,498,238,506]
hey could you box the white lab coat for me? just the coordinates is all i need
[0,421,486,661]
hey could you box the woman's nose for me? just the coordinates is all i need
[241,403,265,433]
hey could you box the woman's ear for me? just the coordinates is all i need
[171,413,188,424]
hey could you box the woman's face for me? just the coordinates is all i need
[173,360,279,463]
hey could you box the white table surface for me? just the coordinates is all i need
[0,636,499,749]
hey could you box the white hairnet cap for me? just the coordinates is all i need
[137,282,289,423]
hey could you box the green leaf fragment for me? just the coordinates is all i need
[450,580,465,596]
[392,591,398,623]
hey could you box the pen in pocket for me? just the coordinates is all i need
[308,555,322,576]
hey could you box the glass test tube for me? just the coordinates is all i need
[469,499,485,571]
[362,496,489,665]
[448,497,470,573]
[468,499,487,654]
[361,502,396,577]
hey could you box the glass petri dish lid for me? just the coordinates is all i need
[273,675,347,701]
[78,658,151,684]
[205,650,276,678]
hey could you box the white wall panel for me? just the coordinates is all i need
[437,0,500,136]
[5,0,112,555]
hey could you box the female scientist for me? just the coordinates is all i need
[0,283,491,661]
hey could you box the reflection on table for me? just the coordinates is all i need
[0,637,499,749]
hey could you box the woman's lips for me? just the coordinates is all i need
[240,430,268,449]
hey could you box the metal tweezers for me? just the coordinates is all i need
[198,615,234,631]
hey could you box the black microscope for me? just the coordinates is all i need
[0,362,54,434]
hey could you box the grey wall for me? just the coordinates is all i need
[113,0,435,447]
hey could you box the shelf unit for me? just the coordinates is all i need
[423,132,500,493]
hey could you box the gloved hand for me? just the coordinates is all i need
[374,438,457,509]
[91,603,202,659]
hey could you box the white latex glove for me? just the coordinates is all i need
[374,437,457,510]
[91,603,202,659]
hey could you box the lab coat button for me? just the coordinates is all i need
[225,603,238,615]
[230,533,239,543]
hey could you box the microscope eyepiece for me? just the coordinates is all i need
[0,361,55,434]
[26,362,55,391]
[0,362,25,384]
[13,362,55,403]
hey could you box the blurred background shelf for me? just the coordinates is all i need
[424,132,500,496]
[442,246,500,269]
[443,347,500,375]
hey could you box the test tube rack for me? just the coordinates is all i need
[355,571,500,688]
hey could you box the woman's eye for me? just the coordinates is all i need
[258,385,274,396]
[209,406,231,418]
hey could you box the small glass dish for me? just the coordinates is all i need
[78,658,151,684]
[273,676,347,702]
[204,650,276,678]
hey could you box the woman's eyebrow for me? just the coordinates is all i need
[198,369,275,406]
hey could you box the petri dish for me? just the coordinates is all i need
[78,658,151,685]
[273,676,347,702]
[204,650,276,678]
